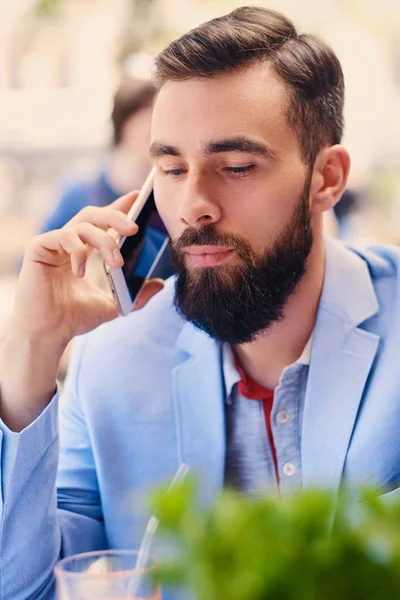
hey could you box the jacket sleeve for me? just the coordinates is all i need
[0,338,106,600]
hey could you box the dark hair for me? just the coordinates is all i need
[111,78,156,146]
[154,6,344,167]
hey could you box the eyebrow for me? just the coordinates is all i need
[205,136,277,160]
[149,135,277,160]
[149,142,181,158]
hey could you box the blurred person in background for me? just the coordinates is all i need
[2,7,400,599]
[41,78,156,231]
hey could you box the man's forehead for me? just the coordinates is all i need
[153,63,288,119]
[151,64,290,150]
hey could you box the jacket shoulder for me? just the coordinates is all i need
[349,243,400,280]
[348,243,400,338]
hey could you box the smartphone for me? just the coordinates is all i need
[105,169,174,316]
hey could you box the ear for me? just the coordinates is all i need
[309,145,351,215]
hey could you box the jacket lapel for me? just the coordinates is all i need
[302,238,380,494]
[171,323,226,504]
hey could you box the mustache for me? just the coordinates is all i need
[171,225,252,259]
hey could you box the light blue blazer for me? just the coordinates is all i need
[2,236,400,599]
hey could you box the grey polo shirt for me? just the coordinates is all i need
[223,337,312,495]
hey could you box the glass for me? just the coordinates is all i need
[54,549,161,600]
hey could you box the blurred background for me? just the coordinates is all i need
[1,0,400,332]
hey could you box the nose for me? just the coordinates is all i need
[176,174,221,228]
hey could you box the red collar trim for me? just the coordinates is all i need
[234,357,274,400]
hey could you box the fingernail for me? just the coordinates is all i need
[78,264,85,277]
[113,249,123,264]
[125,218,138,232]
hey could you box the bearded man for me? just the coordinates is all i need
[1,7,400,599]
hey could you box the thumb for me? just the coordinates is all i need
[133,279,165,311]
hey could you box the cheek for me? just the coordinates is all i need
[222,189,289,235]
[223,184,302,253]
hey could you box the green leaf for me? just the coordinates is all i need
[151,483,400,600]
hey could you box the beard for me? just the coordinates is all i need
[170,178,313,345]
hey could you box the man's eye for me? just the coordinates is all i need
[162,168,186,177]
[224,165,255,177]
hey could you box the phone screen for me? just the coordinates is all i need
[120,190,174,301]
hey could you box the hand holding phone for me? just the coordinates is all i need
[105,169,174,316]
[2,190,145,431]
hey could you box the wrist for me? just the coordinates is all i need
[3,320,69,358]
[0,323,66,431]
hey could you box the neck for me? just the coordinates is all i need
[233,229,325,390]
[106,148,151,195]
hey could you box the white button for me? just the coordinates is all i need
[283,462,296,476]
[277,409,290,424]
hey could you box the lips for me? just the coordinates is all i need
[183,245,235,267]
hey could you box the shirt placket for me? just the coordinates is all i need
[271,364,306,494]
[224,386,278,495]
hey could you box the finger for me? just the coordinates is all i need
[71,223,125,269]
[133,279,165,311]
[67,205,139,238]
[70,246,88,277]
[34,225,124,272]
[28,230,87,271]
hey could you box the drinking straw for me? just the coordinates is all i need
[127,463,190,598]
